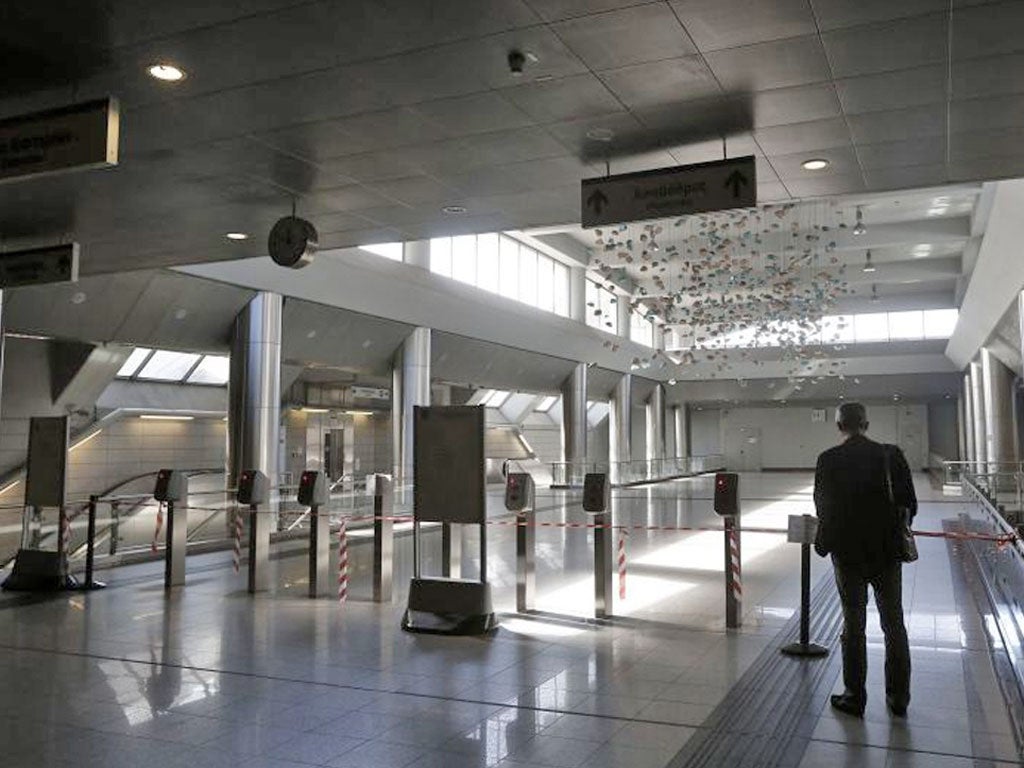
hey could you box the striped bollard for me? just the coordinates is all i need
[232,507,243,574]
[617,529,627,601]
[725,516,742,629]
[338,519,349,604]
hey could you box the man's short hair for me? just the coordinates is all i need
[836,402,868,431]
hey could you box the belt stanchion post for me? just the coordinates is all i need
[154,470,188,589]
[714,472,742,629]
[299,471,330,598]
[583,472,612,619]
[238,470,270,593]
[373,474,394,603]
[781,514,829,657]
[505,472,535,613]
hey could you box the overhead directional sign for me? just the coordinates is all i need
[0,98,119,184]
[581,155,756,228]
[0,243,80,288]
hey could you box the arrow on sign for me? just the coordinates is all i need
[586,188,609,215]
[724,169,748,198]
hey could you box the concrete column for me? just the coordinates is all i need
[969,360,987,472]
[392,327,431,488]
[646,383,666,462]
[957,396,967,462]
[569,267,586,323]
[963,373,976,466]
[674,404,689,458]
[981,348,1015,466]
[609,374,632,482]
[404,240,431,270]
[560,363,587,464]
[616,296,631,339]
[228,292,282,493]
[0,290,5,426]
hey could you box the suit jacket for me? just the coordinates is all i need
[813,434,917,569]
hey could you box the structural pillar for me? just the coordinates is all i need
[561,363,587,480]
[981,347,1015,468]
[957,396,967,463]
[404,240,431,270]
[969,359,987,473]
[228,292,282,499]
[616,296,631,339]
[609,374,632,483]
[674,404,689,459]
[646,383,666,464]
[963,373,975,468]
[569,267,586,323]
[392,327,431,491]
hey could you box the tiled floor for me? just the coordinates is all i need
[0,473,1020,767]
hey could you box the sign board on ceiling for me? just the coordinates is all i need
[351,386,390,400]
[581,155,756,228]
[0,243,79,288]
[0,98,119,184]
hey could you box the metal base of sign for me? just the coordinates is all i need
[401,577,497,636]
[780,641,829,658]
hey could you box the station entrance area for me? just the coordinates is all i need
[1,472,1018,768]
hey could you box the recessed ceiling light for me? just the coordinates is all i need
[862,250,876,273]
[853,206,866,236]
[147,64,186,82]
[71,291,87,305]
[442,205,467,214]
[801,158,829,171]
[586,127,615,142]
[226,232,248,241]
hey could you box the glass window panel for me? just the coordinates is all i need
[854,313,889,342]
[117,347,152,378]
[585,280,601,330]
[923,308,959,338]
[602,290,619,333]
[631,311,654,347]
[820,315,855,344]
[536,254,555,312]
[138,350,201,381]
[887,311,924,340]
[477,234,500,294]
[519,247,538,306]
[451,235,476,285]
[499,236,519,300]
[553,263,570,317]
[358,242,402,261]
[535,395,558,412]
[484,390,510,408]
[186,355,230,385]
[430,237,452,277]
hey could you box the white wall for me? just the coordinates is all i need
[690,409,722,455]
[927,401,960,461]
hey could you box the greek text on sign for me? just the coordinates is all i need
[0,98,119,184]
[581,155,756,228]
[351,386,390,400]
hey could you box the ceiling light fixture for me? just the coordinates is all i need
[441,205,467,214]
[140,414,195,421]
[300,407,329,414]
[801,158,829,171]
[344,410,374,416]
[870,283,880,302]
[852,206,866,236]
[586,127,615,141]
[862,250,876,273]
[226,232,248,241]
[147,63,186,81]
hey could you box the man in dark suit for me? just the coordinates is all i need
[813,402,916,718]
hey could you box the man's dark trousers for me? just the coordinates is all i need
[832,559,911,708]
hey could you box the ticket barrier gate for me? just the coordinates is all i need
[714,472,742,629]
[507,472,535,613]
[239,470,270,593]
[583,473,614,619]
[154,469,188,589]
[299,471,331,598]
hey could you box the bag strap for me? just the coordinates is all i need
[883,445,896,506]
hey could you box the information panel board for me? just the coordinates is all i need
[413,405,485,524]
[25,416,69,508]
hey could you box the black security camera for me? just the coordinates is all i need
[508,49,526,76]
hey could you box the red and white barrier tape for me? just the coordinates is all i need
[151,502,165,553]
[617,529,627,601]
[338,519,349,604]
[728,527,742,602]
[232,507,243,574]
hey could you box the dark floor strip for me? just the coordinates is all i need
[666,574,844,768]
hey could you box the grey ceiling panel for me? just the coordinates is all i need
[948,126,1024,163]
[667,134,762,165]
[846,104,947,145]
[784,173,867,198]
[834,65,948,115]
[855,136,947,170]
[432,332,578,393]
[951,53,1024,100]
[552,4,696,70]
[526,0,652,22]
[949,94,1024,134]
[504,73,624,123]
[863,164,949,192]
[754,117,852,156]
[412,92,535,137]
[705,35,831,92]
[750,83,842,128]
[670,0,817,51]
[598,56,721,110]
[951,0,1024,59]
[808,0,948,32]
[949,154,1024,183]
[820,13,948,78]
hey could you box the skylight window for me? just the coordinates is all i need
[484,390,511,408]
[186,355,230,385]
[117,347,152,378]
[535,395,558,412]
[923,308,958,338]
[359,242,403,261]
[137,351,201,381]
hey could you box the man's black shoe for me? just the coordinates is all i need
[830,694,865,717]
[886,697,908,717]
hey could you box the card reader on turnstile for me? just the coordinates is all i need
[713,472,740,516]
[154,469,186,502]
[238,470,269,506]
[298,470,329,507]
[505,472,535,512]
[582,472,610,512]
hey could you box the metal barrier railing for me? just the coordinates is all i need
[550,455,725,487]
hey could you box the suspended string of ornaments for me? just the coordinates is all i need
[588,200,861,381]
